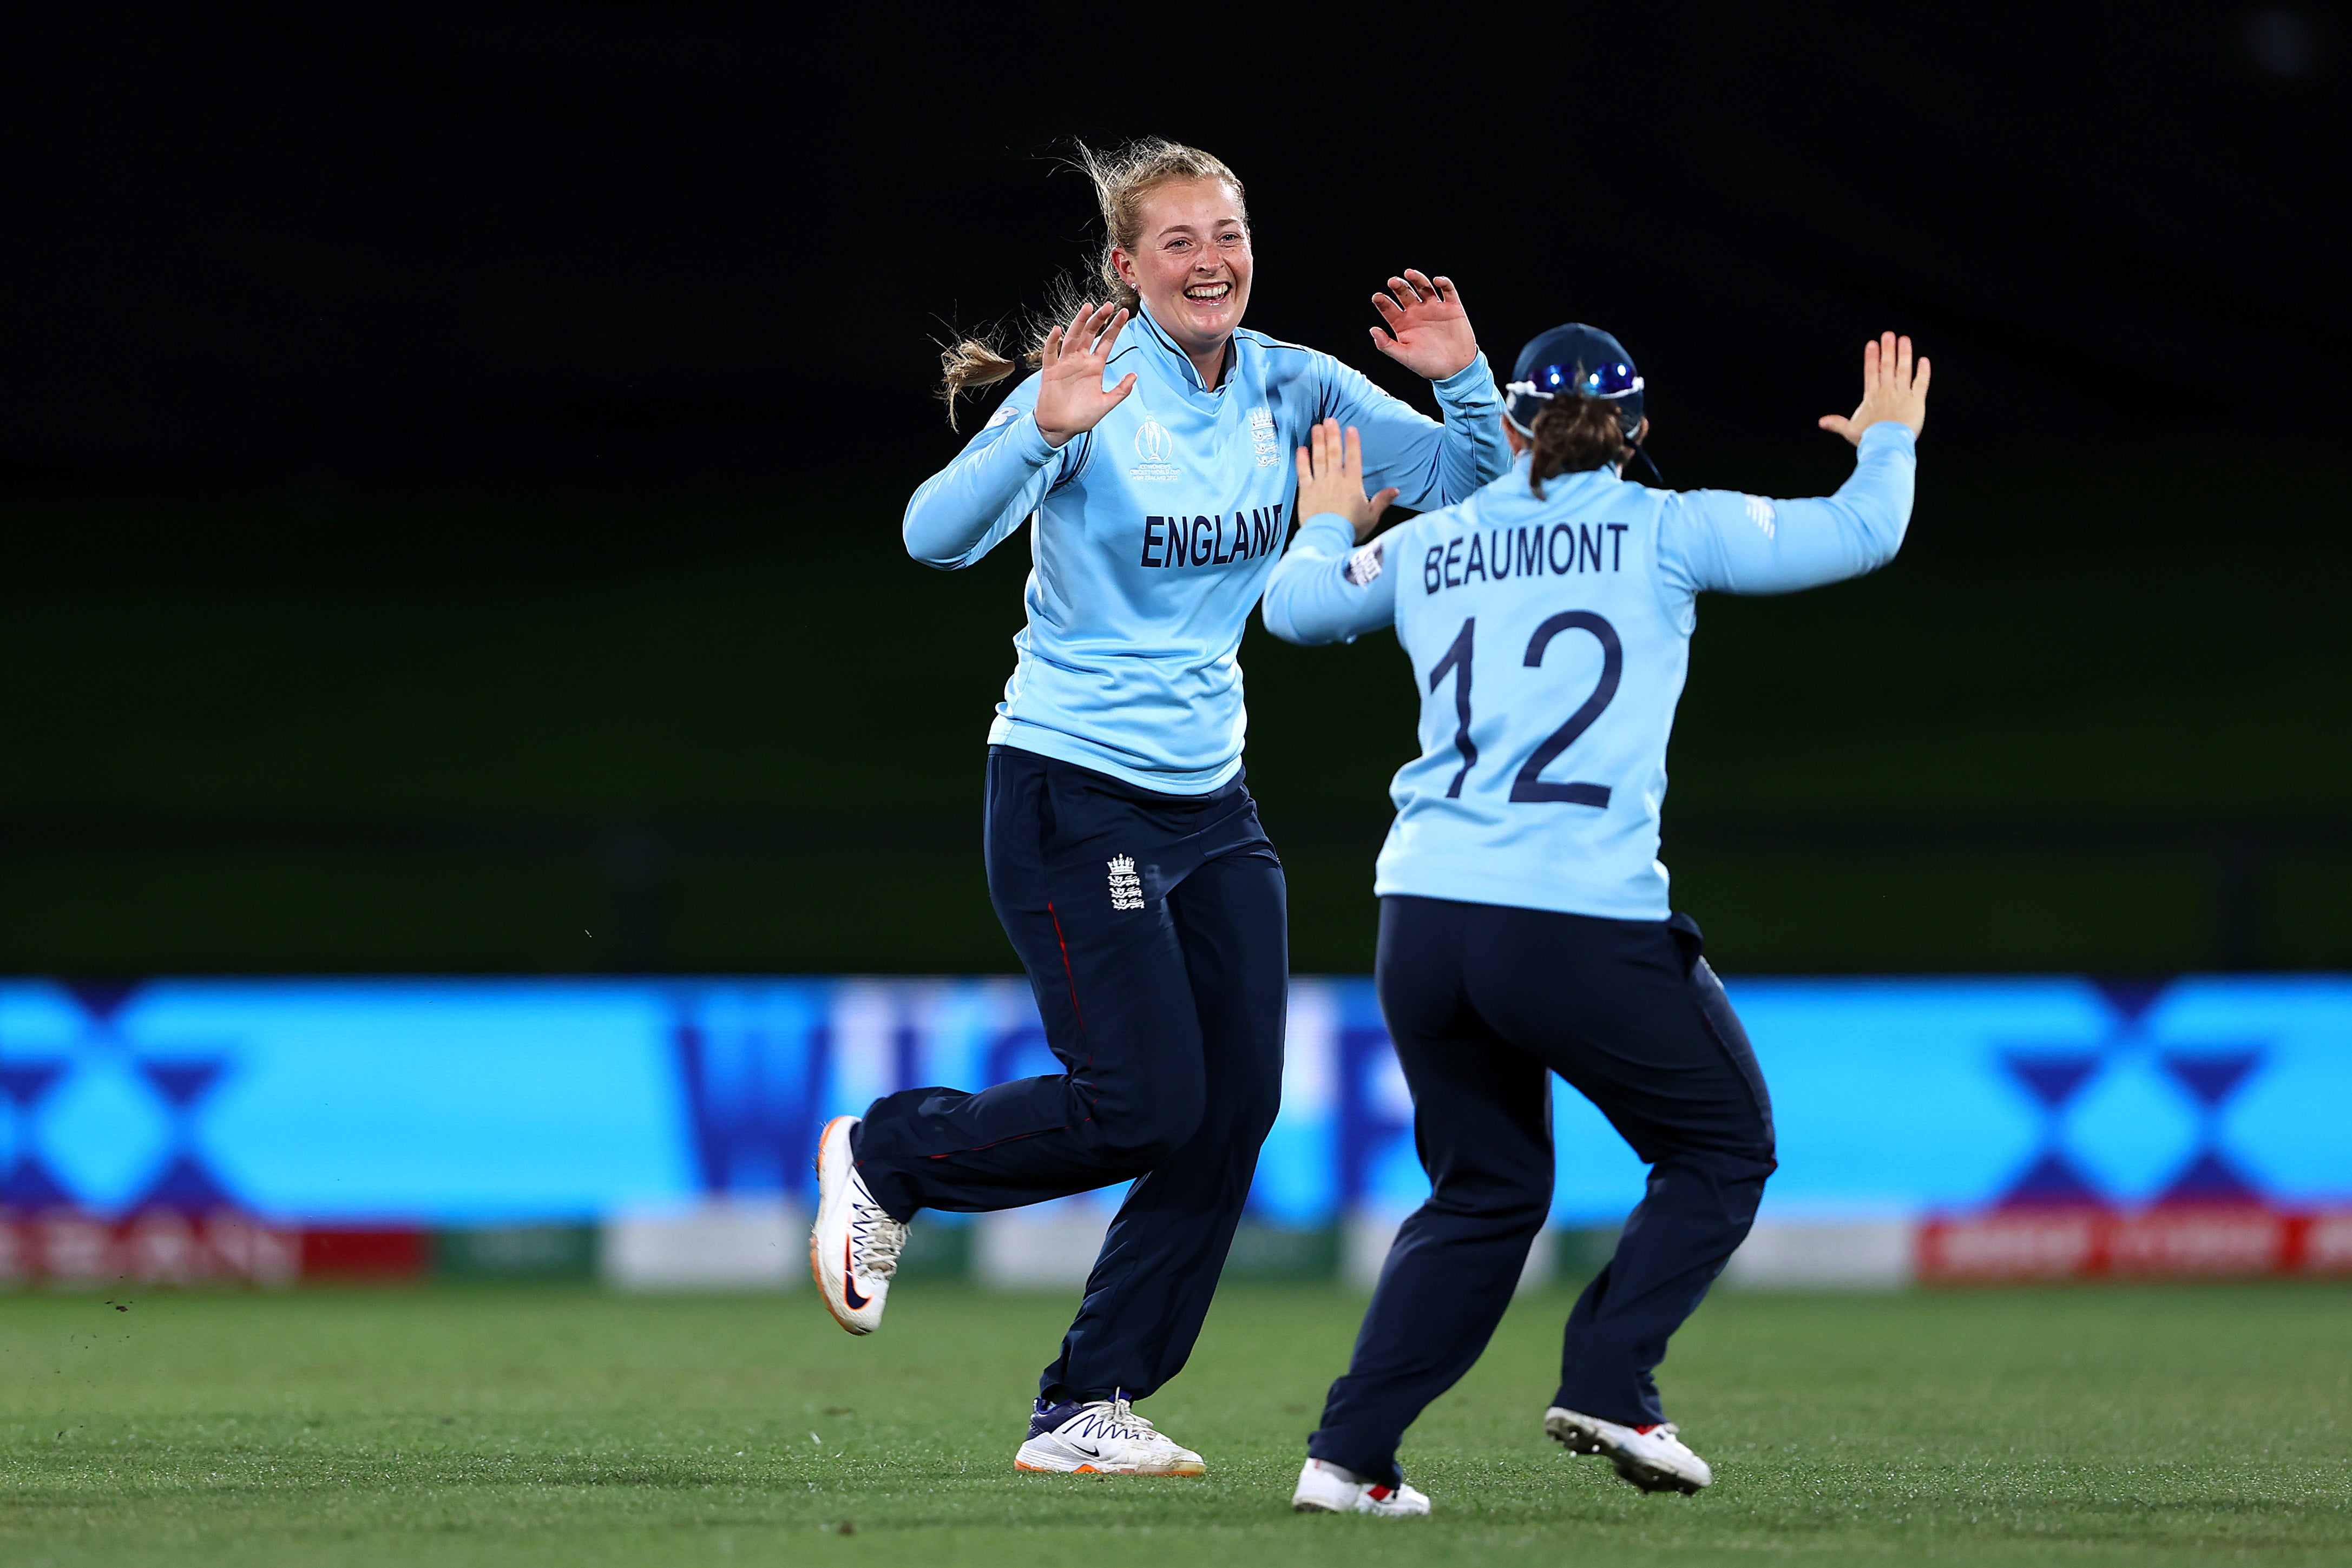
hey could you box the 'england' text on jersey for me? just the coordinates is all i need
[1139,505,1286,569]
[1423,522,1628,595]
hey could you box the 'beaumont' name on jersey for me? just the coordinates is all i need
[1139,505,1286,569]
[1423,519,1629,596]
[1259,424,1919,919]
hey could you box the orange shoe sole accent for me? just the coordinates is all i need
[810,1116,868,1336]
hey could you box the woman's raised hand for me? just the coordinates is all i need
[1819,331,1931,445]
[1369,271,1479,381]
[1294,418,1401,544]
[1032,302,1136,447]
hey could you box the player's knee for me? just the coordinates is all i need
[1093,1081,1205,1165]
[1692,1141,1777,1211]
[1486,1194,1552,1240]
[1231,1077,1282,1145]
[1502,1184,1555,1233]
[1691,1099,1776,1173]
[1431,1167,1551,1233]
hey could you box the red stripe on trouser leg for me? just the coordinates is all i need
[924,895,1102,1157]
[1048,900,1087,1034]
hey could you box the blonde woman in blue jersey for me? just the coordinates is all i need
[1266,325,1928,1516]
[807,138,1510,1476]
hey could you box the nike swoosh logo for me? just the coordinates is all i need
[1067,1440,1101,1457]
[842,1237,870,1310]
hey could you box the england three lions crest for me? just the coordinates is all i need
[1107,854,1145,911]
[1247,407,1280,467]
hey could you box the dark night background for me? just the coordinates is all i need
[2,4,2346,976]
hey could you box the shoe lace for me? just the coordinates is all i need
[851,1206,908,1281]
[1075,1395,1159,1441]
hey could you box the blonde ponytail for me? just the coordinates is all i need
[936,337,1020,431]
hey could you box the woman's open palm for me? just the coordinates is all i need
[1293,418,1400,544]
[1369,271,1479,381]
[1033,303,1136,446]
[1819,331,1930,445]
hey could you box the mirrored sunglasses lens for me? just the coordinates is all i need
[1533,361,1638,397]
[1579,362,1638,397]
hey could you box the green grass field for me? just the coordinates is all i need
[4,1282,2348,1566]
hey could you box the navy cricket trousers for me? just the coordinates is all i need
[853,746,1287,1406]
[1310,894,1775,1487]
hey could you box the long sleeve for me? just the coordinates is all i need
[1262,513,1400,645]
[1319,353,1509,512]
[901,377,1081,570]
[1659,421,1916,598]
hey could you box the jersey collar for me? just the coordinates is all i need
[1517,453,1625,497]
[1130,305,1244,394]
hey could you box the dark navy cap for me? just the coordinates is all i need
[1503,323,1645,440]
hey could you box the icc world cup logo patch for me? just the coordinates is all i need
[1129,418,1181,483]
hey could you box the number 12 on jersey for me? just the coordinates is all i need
[1425,612,1622,807]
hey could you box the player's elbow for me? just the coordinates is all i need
[1809,499,1908,582]
[1849,475,1915,568]
[1266,614,1346,648]
[901,521,976,570]
[1260,609,1310,645]
[1263,584,1359,647]
[1258,589,1318,645]
[1858,508,1911,572]
[899,490,979,569]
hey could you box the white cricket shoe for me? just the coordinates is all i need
[809,1116,906,1335]
[1290,1457,1430,1516]
[1545,1406,1714,1494]
[1013,1396,1206,1476]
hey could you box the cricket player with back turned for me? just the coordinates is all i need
[1264,324,1929,1514]
[808,137,1511,1477]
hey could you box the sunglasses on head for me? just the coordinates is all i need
[1505,360,1644,404]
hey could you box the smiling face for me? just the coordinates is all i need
[1111,177,1252,371]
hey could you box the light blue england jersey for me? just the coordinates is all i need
[1262,423,1917,917]
[903,306,1508,792]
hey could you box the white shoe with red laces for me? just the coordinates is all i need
[1545,1406,1714,1494]
[809,1116,906,1335]
[1290,1457,1431,1516]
